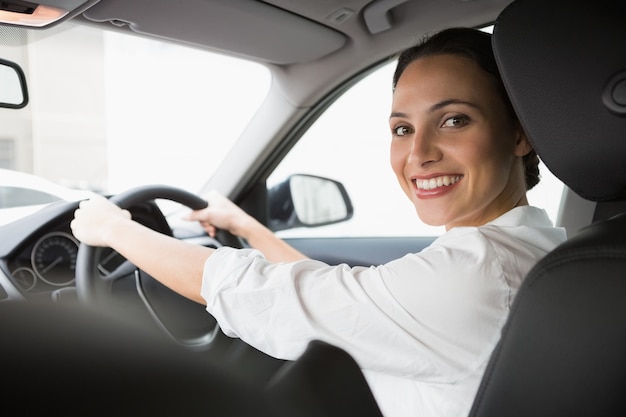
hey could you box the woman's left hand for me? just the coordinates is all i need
[70,194,131,247]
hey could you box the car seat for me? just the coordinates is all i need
[468,0,626,416]
[266,340,384,417]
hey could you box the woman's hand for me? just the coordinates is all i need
[186,190,308,262]
[70,194,131,247]
[185,190,255,240]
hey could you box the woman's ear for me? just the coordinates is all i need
[513,126,533,157]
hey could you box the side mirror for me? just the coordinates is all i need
[268,174,353,232]
[0,58,28,109]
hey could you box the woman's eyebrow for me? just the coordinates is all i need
[390,99,480,120]
[429,99,479,112]
[389,111,408,120]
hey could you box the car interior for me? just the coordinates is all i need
[1,0,624,415]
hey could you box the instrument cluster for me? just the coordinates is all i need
[12,230,79,292]
[7,225,126,296]
[3,200,173,298]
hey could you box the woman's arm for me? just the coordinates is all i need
[70,195,212,304]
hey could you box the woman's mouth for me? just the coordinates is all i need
[413,175,463,191]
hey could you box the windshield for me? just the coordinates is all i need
[0,22,270,208]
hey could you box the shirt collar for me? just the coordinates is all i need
[486,205,554,228]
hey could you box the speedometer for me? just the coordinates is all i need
[31,232,79,286]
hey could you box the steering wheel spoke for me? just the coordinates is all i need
[105,259,138,282]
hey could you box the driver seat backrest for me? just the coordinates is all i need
[469,0,626,416]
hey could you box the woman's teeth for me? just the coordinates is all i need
[414,175,462,190]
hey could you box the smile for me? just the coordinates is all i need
[414,175,463,191]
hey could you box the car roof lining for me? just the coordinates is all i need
[81,0,348,65]
[76,0,509,67]
[2,0,512,108]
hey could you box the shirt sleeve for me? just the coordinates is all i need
[200,230,511,383]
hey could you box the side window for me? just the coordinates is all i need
[268,61,564,238]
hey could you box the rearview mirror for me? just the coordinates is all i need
[0,58,28,109]
[268,174,353,231]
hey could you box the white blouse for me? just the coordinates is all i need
[201,206,567,417]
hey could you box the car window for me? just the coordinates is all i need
[269,61,565,238]
[0,22,270,204]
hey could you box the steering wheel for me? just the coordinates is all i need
[75,184,243,351]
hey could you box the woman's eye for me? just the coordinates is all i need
[393,126,411,136]
[441,115,470,128]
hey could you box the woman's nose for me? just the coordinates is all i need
[407,129,442,167]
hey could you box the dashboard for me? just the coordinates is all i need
[0,198,175,302]
[0,194,284,376]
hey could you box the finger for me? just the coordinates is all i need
[184,208,206,221]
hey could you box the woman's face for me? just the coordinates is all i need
[390,54,531,230]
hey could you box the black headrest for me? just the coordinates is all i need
[493,0,626,202]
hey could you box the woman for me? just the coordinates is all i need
[71,28,566,417]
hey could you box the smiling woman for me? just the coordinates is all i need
[389,51,533,230]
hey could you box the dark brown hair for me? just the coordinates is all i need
[393,27,540,190]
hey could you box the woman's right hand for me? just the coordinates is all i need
[184,190,255,240]
[187,190,308,262]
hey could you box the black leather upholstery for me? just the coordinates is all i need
[491,0,626,202]
[266,340,384,417]
[469,0,626,415]
[469,214,626,416]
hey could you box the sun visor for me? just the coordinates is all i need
[83,0,347,65]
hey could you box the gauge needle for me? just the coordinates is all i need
[41,256,63,273]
